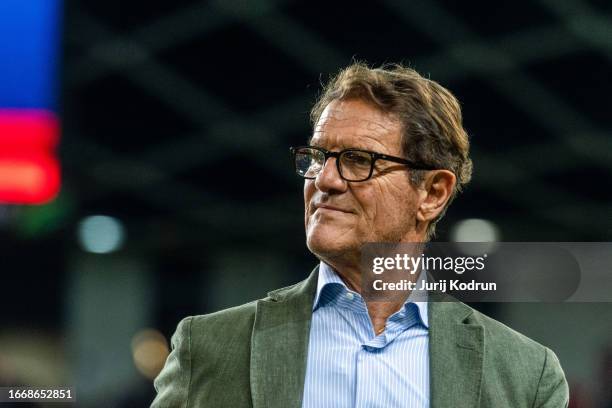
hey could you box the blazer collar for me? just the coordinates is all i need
[250,266,319,408]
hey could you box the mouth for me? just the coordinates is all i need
[313,203,353,214]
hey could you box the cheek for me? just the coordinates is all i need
[304,181,315,216]
[304,179,314,198]
[358,182,412,226]
[353,184,382,222]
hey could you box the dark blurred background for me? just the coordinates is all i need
[1,0,611,407]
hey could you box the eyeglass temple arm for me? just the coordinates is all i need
[374,153,436,171]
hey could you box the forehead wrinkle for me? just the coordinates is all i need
[322,102,398,126]
[314,117,398,138]
[309,126,395,154]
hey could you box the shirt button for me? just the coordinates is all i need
[346,292,354,300]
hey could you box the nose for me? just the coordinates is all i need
[314,156,347,193]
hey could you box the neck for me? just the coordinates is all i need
[324,258,363,292]
[322,258,413,336]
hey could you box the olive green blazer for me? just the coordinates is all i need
[151,267,568,407]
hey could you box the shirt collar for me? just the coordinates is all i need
[313,261,429,328]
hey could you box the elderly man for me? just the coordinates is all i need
[151,63,568,407]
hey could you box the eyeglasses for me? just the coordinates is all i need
[290,145,436,182]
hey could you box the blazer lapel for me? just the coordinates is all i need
[250,268,318,408]
[429,295,484,408]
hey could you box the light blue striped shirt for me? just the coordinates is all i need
[302,262,429,408]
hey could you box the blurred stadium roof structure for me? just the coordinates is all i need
[61,0,611,246]
[5,0,612,339]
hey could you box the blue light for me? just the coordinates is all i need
[0,0,62,110]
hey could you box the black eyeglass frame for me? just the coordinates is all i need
[290,145,438,182]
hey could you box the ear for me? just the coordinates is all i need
[416,170,457,224]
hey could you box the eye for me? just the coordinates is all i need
[342,151,371,167]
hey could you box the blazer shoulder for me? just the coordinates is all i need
[191,300,258,328]
[469,307,547,356]
[180,302,256,353]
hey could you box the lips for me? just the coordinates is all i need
[313,203,353,214]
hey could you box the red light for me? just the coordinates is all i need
[0,109,60,204]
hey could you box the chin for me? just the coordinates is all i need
[306,226,358,260]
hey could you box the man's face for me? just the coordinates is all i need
[304,99,423,263]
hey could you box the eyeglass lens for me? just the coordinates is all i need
[294,148,373,181]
